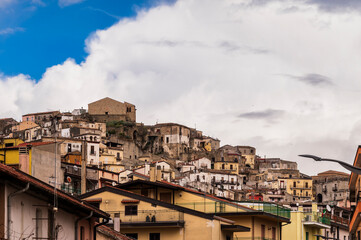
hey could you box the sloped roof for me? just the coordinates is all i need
[97,225,133,240]
[0,163,108,218]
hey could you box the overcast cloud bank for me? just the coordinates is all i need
[1,0,361,175]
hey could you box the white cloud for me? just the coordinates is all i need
[2,0,361,175]
[0,27,24,35]
[58,0,84,7]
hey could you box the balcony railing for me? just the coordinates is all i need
[324,213,349,225]
[176,201,290,219]
[236,201,291,219]
[109,210,184,227]
[303,212,330,225]
[60,183,81,195]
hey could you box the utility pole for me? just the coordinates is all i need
[81,140,87,194]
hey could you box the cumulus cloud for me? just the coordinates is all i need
[2,0,361,175]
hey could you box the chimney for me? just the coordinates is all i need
[156,166,162,181]
[150,164,156,182]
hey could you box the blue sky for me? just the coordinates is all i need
[2,0,361,175]
[0,0,174,80]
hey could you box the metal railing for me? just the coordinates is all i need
[60,184,81,195]
[109,210,184,223]
[236,201,291,219]
[324,213,349,225]
[303,212,330,225]
[176,201,291,219]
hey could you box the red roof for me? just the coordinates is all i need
[97,225,133,240]
[0,163,108,218]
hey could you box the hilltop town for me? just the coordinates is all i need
[0,97,356,239]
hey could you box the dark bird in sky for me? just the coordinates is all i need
[299,154,361,175]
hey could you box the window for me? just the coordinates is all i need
[272,227,276,240]
[90,145,95,155]
[126,233,138,239]
[261,225,265,240]
[222,164,225,169]
[125,205,138,216]
[305,182,309,188]
[141,188,148,197]
[306,232,309,240]
[80,226,85,240]
[197,175,200,181]
[166,137,169,143]
[293,181,296,188]
[67,143,72,153]
[293,190,296,195]
[5,143,14,147]
[230,165,233,170]
[149,233,160,240]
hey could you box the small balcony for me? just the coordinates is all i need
[303,212,330,228]
[111,210,185,228]
[324,213,349,226]
[332,186,338,191]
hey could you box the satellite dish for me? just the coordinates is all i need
[112,182,117,186]
[326,205,331,212]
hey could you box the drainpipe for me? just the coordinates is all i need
[93,218,109,240]
[7,183,30,240]
[75,211,93,240]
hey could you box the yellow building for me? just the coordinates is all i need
[282,203,330,240]
[236,146,256,169]
[0,138,24,166]
[280,176,313,202]
[81,186,248,240]
[99,152,124,172]
[214,161,238,174]
[116,179,290,239]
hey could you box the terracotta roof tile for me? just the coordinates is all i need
[0,163,108,218]
[97,225,133,240]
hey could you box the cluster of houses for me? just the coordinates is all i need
[0,97,359,239]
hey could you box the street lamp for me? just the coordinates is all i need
[299,154,361,175]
